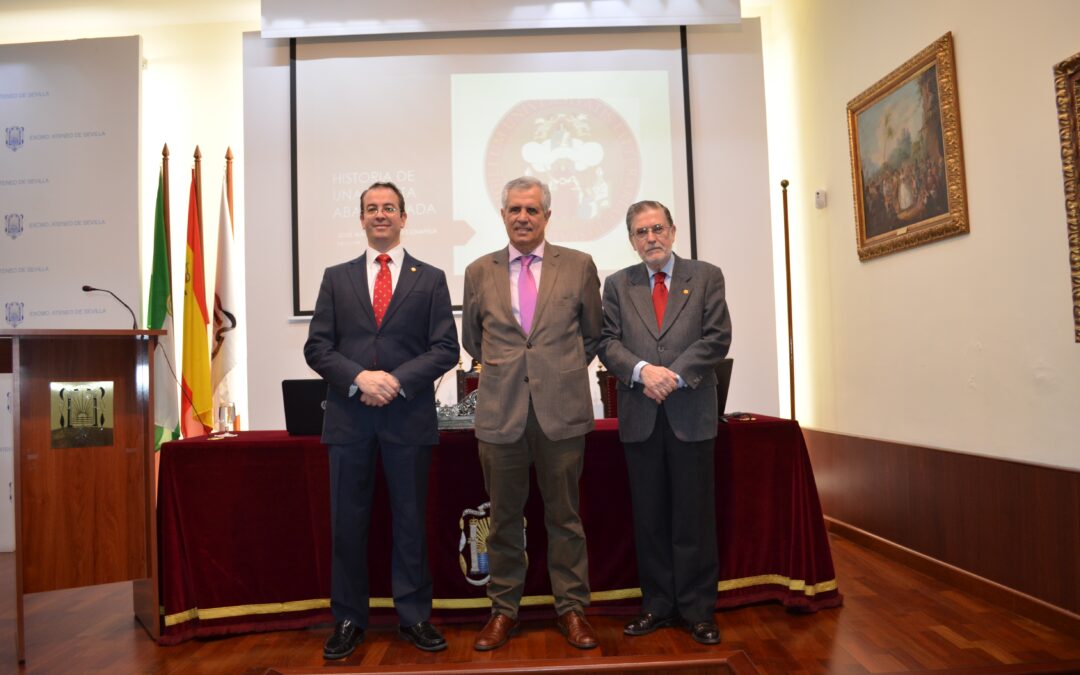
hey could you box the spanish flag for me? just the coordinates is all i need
[181,169,213,437]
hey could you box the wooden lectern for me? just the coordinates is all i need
[0,330,163,662]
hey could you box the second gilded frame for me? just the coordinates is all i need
[1053,49,1080,343]
[847,32,969,261]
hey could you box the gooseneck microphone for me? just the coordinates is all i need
[82,284,139,329]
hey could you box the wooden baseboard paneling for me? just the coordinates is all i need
[803,428,1079,636]
[825,517,1079,637]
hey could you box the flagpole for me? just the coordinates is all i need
[181,151,213,437]
[213,160,239,432]
[151,143,182,449]
[226,147,234,233]
[223,146,238,430]
[194,146,203,239]
[781,179,795,421]
[162,143,172,275]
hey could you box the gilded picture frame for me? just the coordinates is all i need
[847,32,969,261]
[1053,49,1080,343]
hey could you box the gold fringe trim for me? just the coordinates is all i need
[718,574,838,596]
[163,598,330,627]
[162,575,837,627]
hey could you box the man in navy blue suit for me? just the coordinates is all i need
[304,182,459,659]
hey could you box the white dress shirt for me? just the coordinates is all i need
[349,245,407,398]
[632,254,685,387]
[365,244,404,302]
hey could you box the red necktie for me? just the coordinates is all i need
[373,254,392,327]
[652,271,668,329]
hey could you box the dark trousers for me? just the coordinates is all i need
[477,402,590,619]
[328,439,433,628]
[624,405,718,623]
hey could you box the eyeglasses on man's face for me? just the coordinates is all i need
[631,223,672,240]
[364,204,399,215]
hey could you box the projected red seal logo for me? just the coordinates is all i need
[485,99,641,241]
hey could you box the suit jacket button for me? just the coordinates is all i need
[524,376,530,383]
[526,342,532,349]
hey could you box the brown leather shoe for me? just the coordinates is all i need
[557,610,598,649]
[474,613,519,651]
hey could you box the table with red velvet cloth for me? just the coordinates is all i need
[156,415,841,644]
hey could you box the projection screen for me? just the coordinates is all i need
[292,27,694,312]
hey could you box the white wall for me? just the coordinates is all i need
[749,0,1080,469]
[687,22,780,416]
[242,23,779,430]
[15,1,1078,471]
[1,14,258,426]
[140,20,253,425]
[1,4,789,439]
[241,34,315,428]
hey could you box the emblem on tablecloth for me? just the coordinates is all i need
[458,501,527,586]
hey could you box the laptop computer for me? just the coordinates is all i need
[282,379,328,435]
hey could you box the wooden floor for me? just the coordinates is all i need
[1,533,1078,674]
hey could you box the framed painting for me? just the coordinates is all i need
[847,32,969,261]
[1053,49,1080,342]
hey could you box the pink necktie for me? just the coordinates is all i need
[518,254,537,334]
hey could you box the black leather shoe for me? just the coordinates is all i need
[690,620,721,645]
[624,612,680,636]
[323,619,364,660]
[398,621,447,652]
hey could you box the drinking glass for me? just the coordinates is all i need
[215,403,237,437]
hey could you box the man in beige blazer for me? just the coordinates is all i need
[461,176,603,651]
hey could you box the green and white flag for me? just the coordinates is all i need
[149,169,180,449]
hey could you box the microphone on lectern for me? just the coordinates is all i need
[82,280,139,328]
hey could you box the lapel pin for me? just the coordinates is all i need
[682,289,689,295]
[410,267,417,272]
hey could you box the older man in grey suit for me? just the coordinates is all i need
[462,176,603,651]
[598,200,732,645]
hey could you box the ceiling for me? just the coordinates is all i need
[1,0,260,35]
[1,1,763,43]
